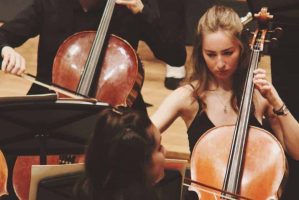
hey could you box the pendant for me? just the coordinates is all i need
[224,106,227,113]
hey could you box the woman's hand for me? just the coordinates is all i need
[1,46,26,75]
[116,0,144,14]
[253,68,284,110]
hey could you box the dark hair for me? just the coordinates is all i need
[83,107,156,199]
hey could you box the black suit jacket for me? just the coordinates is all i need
[0,0,159,84]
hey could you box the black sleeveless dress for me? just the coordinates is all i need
[187,104,264,153]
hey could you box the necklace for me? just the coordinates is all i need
[213,92,231,114]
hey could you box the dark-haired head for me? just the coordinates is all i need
[84,107,165,199]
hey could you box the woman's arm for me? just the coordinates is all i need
[268,107,299,160]
[0,0,41,48]
[253,68,299,160]
[0,0,42,75]
[151,85,195,133]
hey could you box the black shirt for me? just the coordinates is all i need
[0,0,159,84]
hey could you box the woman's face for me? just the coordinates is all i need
[202,31,241,82]
[146,125,165,185]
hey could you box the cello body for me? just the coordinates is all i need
[12,155,84,200]
[52,31,142,107]
[190,125,286,199]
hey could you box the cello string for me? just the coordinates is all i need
[93,0,116,61]
[222,28,262,194]
[78,0,116,94]
[221,42,258,190]
[84,0,113,72]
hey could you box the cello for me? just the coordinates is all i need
[189,8,286,200]
[51,0,142,106]
[12,0,143,199]
[0,151,8,197]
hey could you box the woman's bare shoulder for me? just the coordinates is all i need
[172,84,196,100]
[173,84,199,110]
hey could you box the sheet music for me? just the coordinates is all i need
[29,163,84,200]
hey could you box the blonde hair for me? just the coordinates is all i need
[188,5,249,111]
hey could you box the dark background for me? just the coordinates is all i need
[0,0,251,45]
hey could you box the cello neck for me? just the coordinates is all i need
[77,0,117,96]
[222,43,261,195]
[222,8,272,196]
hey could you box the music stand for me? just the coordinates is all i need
[0,94,109,164]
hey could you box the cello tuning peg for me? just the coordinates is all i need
[242,28,251,35]
[271,37,278,44]
[274,27,283,39]
[263,37,278,54]
[241,28,252,43]
[269,38,279,50]
[268,27,283,39]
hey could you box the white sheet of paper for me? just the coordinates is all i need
[29,163,84,200]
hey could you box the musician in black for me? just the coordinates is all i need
[0,0,159,199]
[151,5,299,200]
[0,0,161,113]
